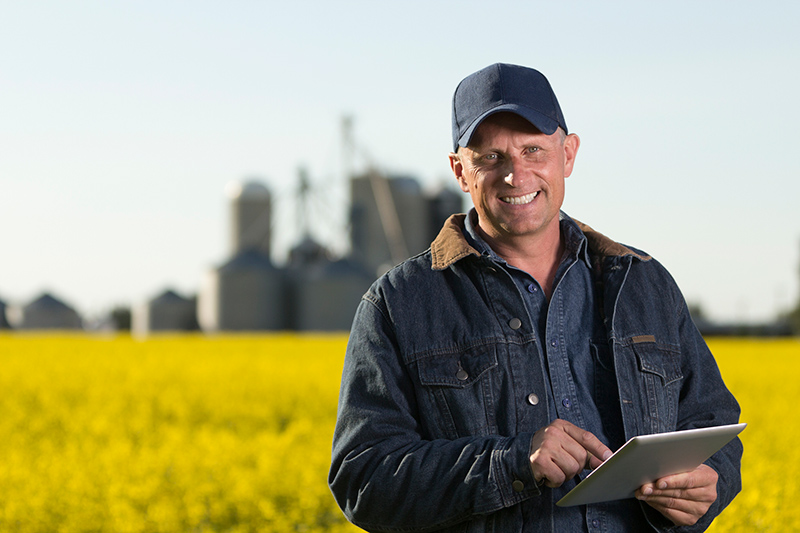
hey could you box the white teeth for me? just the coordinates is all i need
[501,192,538,205]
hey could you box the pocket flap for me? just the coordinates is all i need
[417,346,498,388]
[632,340,683,385]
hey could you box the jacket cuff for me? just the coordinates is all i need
[492,433,542,507]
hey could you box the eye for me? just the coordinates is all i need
[525,146,540,154]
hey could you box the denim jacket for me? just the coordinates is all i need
[329,214,742,533]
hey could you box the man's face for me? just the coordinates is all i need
[449,112,580,247]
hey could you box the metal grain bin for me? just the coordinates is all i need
[292,257,373,332]
[198,249,285,331]
[132,289,198,335]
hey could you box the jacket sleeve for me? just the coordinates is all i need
[643,287,743,532]
[328,295,539,532]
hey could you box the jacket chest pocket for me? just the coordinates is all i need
[414,346,499,439]
[632,341,683,433]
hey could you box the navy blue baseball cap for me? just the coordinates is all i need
[451,63,568,152]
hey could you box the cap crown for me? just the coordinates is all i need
[452,63,568,151]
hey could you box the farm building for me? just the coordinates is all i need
[16,293,83,330]
[133,289,198,335]
[0,297,10,329]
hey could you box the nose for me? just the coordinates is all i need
[503,158,530,188]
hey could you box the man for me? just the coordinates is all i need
[329,63,742,532]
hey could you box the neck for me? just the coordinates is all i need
[477,220,564,298]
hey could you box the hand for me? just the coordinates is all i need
[529,419,612,488]
[636,464,718,526]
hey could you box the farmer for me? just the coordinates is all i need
[329,63,742,532]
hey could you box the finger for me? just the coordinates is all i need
[642,500,704,527]
[559,423,613,466]
[530,421,613,487]
[639,489,712,526]
[656,464,717,491]
[644,483,717,505]
[531,453,570,488]
[637,481,715,527]
[531,433,588,486]
[637,484,713,504]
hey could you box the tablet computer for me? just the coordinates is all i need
[556,423,746,507]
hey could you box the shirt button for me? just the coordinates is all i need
[562,398,571,408]
[527,284,538,293]
[508,318,522,330]
[550,339,558,347]
[512,480,525,493]
[592,519,600,528]
[527,393,540,405]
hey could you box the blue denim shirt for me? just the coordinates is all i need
[465,212,639,531]
[330,213,742,533]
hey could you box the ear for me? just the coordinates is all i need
[563,134,580,178]
[449,152,470,193]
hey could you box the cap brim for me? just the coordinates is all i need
[456,104,560,150]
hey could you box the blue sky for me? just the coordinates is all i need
[1,1,798,323]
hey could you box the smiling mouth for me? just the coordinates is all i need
[500,191,539,205]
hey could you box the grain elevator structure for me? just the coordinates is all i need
[196,165,463,332]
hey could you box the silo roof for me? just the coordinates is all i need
[225,180,271,200]
[151,289,190,305]
[25,292,76,312]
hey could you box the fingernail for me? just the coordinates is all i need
[643,487,652,496]
[602,450,612,460]
[658,481,667,489]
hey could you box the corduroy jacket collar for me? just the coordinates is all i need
[430,213,650,271]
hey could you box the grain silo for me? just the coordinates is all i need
[292,257,373,332]
[350,172,430,276]
[132,289,198,336]
[198,249,285,331]
[227,180,272,257]
[18,292,82,330]
[198,179,285,332]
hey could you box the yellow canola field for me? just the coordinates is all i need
[705,338,800,532]
[0,334,797,532]
[0,334,359,533]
